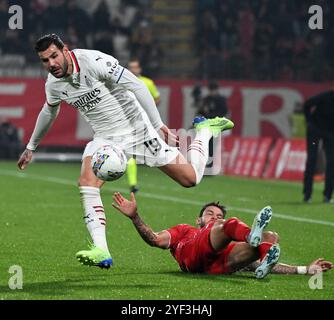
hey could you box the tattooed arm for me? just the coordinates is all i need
[242,259,333,275]
[112,192,170,249]
[243,262,299,274]
[130,214,170,248]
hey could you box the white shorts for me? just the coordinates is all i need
[82,135,179,167]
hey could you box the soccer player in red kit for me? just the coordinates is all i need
[112,192,333,278]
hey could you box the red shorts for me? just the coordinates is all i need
[176,223,238,274]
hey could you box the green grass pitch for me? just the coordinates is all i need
[0,161,333,300]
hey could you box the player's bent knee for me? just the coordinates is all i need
[213,220,225,231]
[225,217,239,225]
[178,176,197,188]
[263,231,280,244]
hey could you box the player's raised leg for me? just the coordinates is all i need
[159,116,234,187]
[76,156,113,269]
[247,206,272,247]
[208,206,278,278]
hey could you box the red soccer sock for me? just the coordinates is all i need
[223,218,251,242]
[258,242,273,261]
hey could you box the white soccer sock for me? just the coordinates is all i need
[187,128,212,184]
[79,186,110,253]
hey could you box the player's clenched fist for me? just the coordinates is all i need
[17,149,33,170]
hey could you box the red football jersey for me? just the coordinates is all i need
[166,222,237,274]
[166,223,214,272]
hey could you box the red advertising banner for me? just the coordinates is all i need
[221,136,274,178]
[0,79,82,146]
[221,136,241,175]
[264,138,306,181]
[250,137,273,178]
[0,78,330,147]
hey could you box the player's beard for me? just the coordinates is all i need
[50,54,68,78]
[199,218,206,228]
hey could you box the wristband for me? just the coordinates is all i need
[297,266,307,274]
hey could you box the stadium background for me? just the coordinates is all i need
[0,0,334,301]
[1,0,333,180]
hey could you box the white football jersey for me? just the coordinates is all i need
[45,49,160,148]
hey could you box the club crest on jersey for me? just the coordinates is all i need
[72,73,81,88]
[85,75,93,88]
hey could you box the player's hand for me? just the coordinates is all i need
[307,258,333,275]
[112,192,137,219]
[17,148,33,170]
[159,125,179,147]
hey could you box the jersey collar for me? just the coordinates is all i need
[69,51,80,74]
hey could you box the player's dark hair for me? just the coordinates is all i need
[199,202,227,218]
[35,34,65,52]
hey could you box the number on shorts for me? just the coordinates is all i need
[144,138,162,156]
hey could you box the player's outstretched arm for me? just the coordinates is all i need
[112,192,170,249]
[270,258,333,275]
[244,258,333,275]
[17,102,60,170]
[17,148,33,170]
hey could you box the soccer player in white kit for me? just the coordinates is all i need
[17,34,234,269]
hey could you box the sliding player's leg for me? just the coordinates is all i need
[208,206,273,251]
[223,241,280,279]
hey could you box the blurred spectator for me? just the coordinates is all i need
[130,20,161,76]
[92,0,114,54]
[0,0,333,81]
[302,87,334,204]
[0,118,21,159]
[198,81,229,119]
[42,0,68,36]
[196,81,230,171]
[238,1,255,74]
[195,0,334,81]
[128,58,161,105]
[1,30,27,55]
[191,83,202,111]
[111,17,130,61]
[66,0,91,43]
[0,0,8,48]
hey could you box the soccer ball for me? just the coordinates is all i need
[91,145,127,181]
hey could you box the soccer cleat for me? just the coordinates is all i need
[247,206,272,247]
[193,116,234,137]
[255,244,281,279]
[192,116,207,125]
[76,245,113,269]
